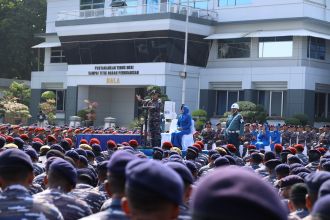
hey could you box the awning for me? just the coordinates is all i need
[205,29,330,40]
[32,42,61,48]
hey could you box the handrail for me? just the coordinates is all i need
[57,2,218,21]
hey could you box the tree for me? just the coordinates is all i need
[39,91,56,124]
[0,0,46,80]
[2,81,31,106]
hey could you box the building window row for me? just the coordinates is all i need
[80,0,105,10]
[50,47,67,63]
[217,36,326,60]
[218,0,251,7]
[41,90,66,112]
[315,92,330,120]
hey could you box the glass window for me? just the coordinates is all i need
[216,91,227,116]
[61,37,209,67]
[271,91,282,116]
[41,90,65,112]
[307,37,326,60]
[218,38,251,59]
[50,47,66,63]
[219,0,251,7]
[80,0,105,10]
[259,36,293,58]
[315,92,326,118]
[216,90,242,115]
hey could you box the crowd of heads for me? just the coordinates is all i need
[0,123,330,220]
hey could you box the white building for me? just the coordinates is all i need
[31,0,330,126]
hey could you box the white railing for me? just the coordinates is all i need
[57,3,218,21]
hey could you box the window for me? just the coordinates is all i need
[180,0,208,9]
[218,38,251,58]
[42,90,66,112]
[50,47,66,63]
[259,36,293,58]
[307,37,326,60]
[258,91,286,117]
[216,90,244,115]
[315,92,327,118]
[219,0,251,7]
[80,0,105,10]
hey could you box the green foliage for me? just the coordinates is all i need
[39,99,56,124]
[192,109,208,131]
[41,91,55,100]
[191,109,207,118]
[77,109,88,120]
[292,113,309,126]
[285,117,301,125]
[0,96,31,119]
[2,81,31,106]
[222,101,267,123]
[0,0,46,79]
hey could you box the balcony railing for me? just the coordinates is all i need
[57,2,218,21]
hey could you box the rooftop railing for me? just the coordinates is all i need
[57,2,218,22]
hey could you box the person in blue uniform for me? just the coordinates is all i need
[270,124,281,151]
[225,103,244,149]
[171,105,192,149]
[0,149,63,220]
[256,123,270,150]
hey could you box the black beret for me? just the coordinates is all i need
[224,155,236,165]
[125,159,183,205]
[65,150,80,161]
[77,168,96,184]
[185,161,198,174]
[91,144,102,154]
[165,161,193,185]
[265,159,282,169]
[168,155,184,164]
[289,163,304,170]
[153,147,164,154]
[319,179,330,198]
[75,148,87,157]
[311,195,330,219]
[305,171,330,194]
[279,175,304,188]
[85,150,95,158]
[322,161,330,171]
[46,149,65,159]
[0,148,33,171]
[97,161,108,173]
[296,172,310,180]
[50,144,64,153]
[214,157,230,167]
[208,150,218,157]
[49,158,77,187]
[275,164,290,174]
[251,152,263,162]
[264,151,276,161]
[24,148,38,160]
[187,146,199,155]
[290,167,311,175]
[13,137,25,149]
[210,153,221,160]
[107,150,136,176]
[79,155,88,166]
[287,156,302,164]
[190,167,287,220]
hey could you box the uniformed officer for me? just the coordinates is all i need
[136,90,163,147]
[0,149,63,220]
[225,103,244,149]
[121,159,184,220]
[201,121,216,149]
[34,158,92,219]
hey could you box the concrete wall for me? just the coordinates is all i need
[89,87,135,126]
[65,86,78,122]
[30,89,42,123]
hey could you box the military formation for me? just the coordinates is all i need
[0,118,330,219]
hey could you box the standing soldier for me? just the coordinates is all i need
[289,126,298,145]
[214,122,226,143]
[296,126,306,145]
[281,124,291,146]
[225,103,244,149]
[136,90,163,147]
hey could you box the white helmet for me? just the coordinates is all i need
[231,103,239,109]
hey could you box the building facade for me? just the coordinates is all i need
[31,0,330,126]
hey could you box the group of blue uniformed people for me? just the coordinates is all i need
[1,103,330,219]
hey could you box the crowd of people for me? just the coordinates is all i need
[0,119,330,219]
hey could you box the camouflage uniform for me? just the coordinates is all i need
[139,97,163,147]
[296,153,309,166]
[281,130,291,145]
[69,183,106,213]
[33,173,47,189]
[28,183,44,195]
[290,132,298,145]
[34,188,92,219]
[201,128,216,147]
[305,161,320,172]
[80,198,129,220]
[0,184,63,220]
[297,132,306,145]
